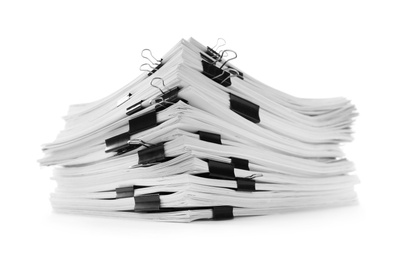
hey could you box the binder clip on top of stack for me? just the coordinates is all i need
[40,38,359,222]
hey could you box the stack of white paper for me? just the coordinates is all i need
[40,38,358,222]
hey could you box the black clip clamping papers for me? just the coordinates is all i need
[134,194,160,212]
[229,93,260,123]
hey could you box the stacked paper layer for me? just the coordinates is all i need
[40,38,358,222]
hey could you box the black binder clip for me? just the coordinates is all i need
[149,78,183,108]
[229,93,260,123]
[139,49,164,77]
[208,160,235,180]
[105,133,135,154]
[153,87,186,112]
[230,157,250,170]
[129,110,158,135]
[134,194,161,212]
[126,78,184,116]
[207,159,254,191]
[201,60,232,87]
[212,206,234,220]
[236,178,256,192]
[198,131,222,145]
[105,111,158,153]
[138,143,166,165]
[116,186,135,199]
[201,50,240,87]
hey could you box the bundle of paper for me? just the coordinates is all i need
[40,38,358,222]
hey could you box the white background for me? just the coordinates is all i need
[1,0,392,259]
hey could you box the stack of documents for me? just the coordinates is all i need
[40,38,358,222]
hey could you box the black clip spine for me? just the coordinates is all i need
[138,143,166,165]
[198,131,222,145]
[236,178,256,192]
[116,186,135,199]
[129,110,157,135]
[230,157,250,170]
[201,60,231,87]
[160,87,181,102]
[208,160,235,180]
[105,132,131,153]
[134,194,160,212]
[212,206,234,220]
[229,93,260,123]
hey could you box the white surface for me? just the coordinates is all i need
[0,0,392,259]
